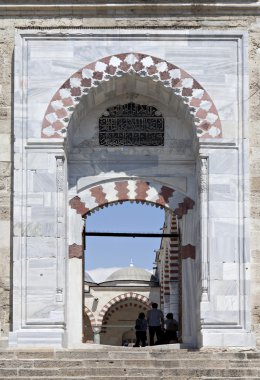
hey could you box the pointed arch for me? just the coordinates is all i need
[68,179,196,261]
[69,179,195,217]
[41,52,222,139]
[97,292,151,327]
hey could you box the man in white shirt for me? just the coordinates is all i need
[146,302,164,345]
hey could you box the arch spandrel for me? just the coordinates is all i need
[41,53,222,139]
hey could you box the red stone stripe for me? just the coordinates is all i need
[181,244,196,260]
[114,181,129,200]
[69,196,89,215]
[175,197,195,218]
[69,244,83,259]
[155,186,174,206]
[135,181,150,201]
[90,185,108,206]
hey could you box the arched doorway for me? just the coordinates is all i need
[56,54,202,348]
[13,48,254,350]
[68,180,196,347]
[99,296,150,346]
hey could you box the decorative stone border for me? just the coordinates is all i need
[41,52,222,139]
[96,292,151,327]
[69,180,194,216]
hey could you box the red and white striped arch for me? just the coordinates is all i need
[84,307,96,327]
[41,52,222,139]
[97,292,151,327]
[68,179,195,260]
[69,179,194,216]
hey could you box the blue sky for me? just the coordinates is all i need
[84,202,165,282]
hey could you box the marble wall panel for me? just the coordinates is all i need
[26,237,57,258]
[209,235,237,263]
[209,201,238,218]
[209,149,238,175]
[210,280,238,296]
[202,310,238,324]
[22,222,56,237]
[27,257,56,291]
[216,295,239,311]
[30,205,56,222]
[33,172,56,192]
[27,153,52,170]
[222,263,239,281]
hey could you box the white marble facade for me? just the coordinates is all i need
[11,29,255,348]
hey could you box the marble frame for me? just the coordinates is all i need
[10,29,255,348]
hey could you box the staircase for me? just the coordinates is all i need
[0,346,260,379]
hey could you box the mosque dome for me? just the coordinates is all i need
[84,271,95,283]
[103,264,158,284]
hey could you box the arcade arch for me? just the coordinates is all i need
[100,296,151,346]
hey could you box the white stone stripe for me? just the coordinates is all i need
[146,184,161,203]
[102,182,119,203]
[127,180,137,199]
[81,189,99,210]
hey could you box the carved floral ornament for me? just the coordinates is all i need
[41,53,222,139]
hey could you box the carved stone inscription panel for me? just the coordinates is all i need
[99,102,164,146]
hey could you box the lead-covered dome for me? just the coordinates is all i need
[102,265,158,285]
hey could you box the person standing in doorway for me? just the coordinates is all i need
[147,302,164,346]
[164,312,178,343]
[133,312,147,347]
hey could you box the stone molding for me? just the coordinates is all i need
[41,52,222,139]
[2,2,260,16]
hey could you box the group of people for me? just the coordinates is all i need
[133,302,178,347]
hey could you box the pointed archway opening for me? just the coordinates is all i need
[83,201,169,346]
[69,180,196,347]
[65,54,200,348]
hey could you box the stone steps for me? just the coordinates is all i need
[0,348,259,379]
